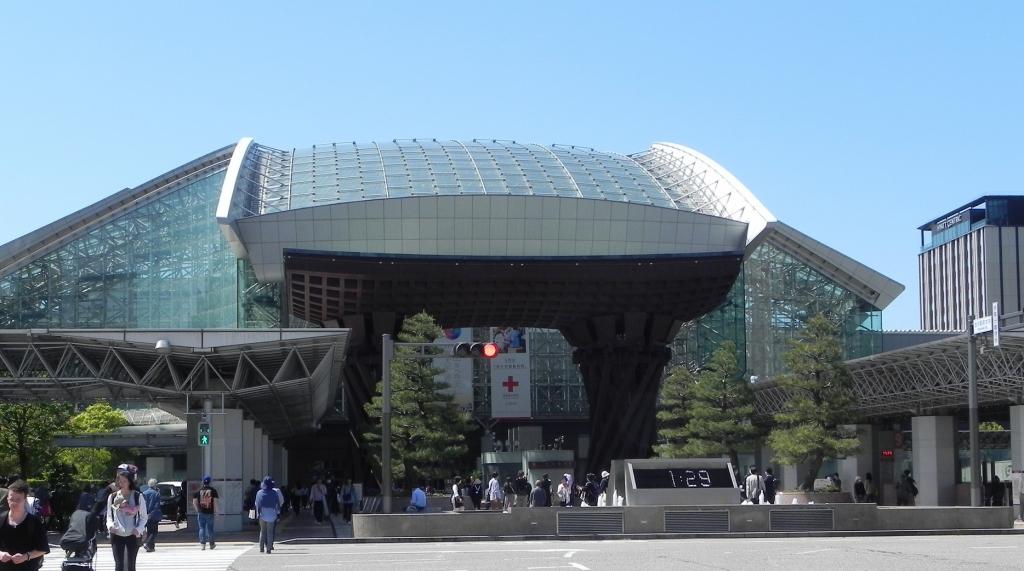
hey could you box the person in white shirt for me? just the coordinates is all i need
[744,466,764,504]
[486,473,502,510]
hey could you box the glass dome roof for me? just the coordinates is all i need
[240,139,685,215]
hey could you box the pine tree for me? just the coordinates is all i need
[678,342,757,469]
[654,363,694,458]
[363,312,473,486]
[767,314,860,491]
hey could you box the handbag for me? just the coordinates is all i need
[249,508,257,520]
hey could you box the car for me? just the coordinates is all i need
[154,481,184,524]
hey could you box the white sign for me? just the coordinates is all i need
[433,328,474,411]
[993,302,1000,347]
[490,354,531,418]
[973,315,993,334]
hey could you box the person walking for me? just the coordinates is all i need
[864,472,877,503]
[557,474,572,507]
[340,479,356,522]
[744,467,764,504]
[243,479,259,526]
[486,473,502,511]
[450,477,464,512]
[763,468,777,505]
[513,471,531,508]
[176,479,188,528]
[0,479,50,570]
[896,470,917,506]
[853,476,867,503]
[140,478,162,552]
[255,477,282,554]
[502,477,516,512]
[192,475,220,550]
[309,478,327,524]
[541,474,552,507]
[468,476,483,510]
[107,467,147,571]
[530,480,547,508]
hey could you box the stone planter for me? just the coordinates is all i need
[775,491,853,504]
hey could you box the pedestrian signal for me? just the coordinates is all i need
[452,342,500,359]
[198,422,211,446]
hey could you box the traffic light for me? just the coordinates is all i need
[452,342,500,359]
[198,421,211,447]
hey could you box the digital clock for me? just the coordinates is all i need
[620,458,739,505]
[632,467,734,489]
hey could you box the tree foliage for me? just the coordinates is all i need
[363,312,473,485]
[56,402,129,480]
[0,402,73,477]
[767,314,860,490]
[678,342,758,469]
[654,363,695,458]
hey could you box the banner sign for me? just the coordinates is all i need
[433,327,474,412]
[490,327,531,418]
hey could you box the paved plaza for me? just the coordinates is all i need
[41,532,1024,570]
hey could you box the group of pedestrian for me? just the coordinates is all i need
[441,470,609,513]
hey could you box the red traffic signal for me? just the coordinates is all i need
[452,342,501,359]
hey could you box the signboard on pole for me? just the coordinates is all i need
[993,302,1000,347]
[490,328,531,418]
[433,328,474,412]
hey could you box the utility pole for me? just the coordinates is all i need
[967,303,1001,508]
[967,316,981,507]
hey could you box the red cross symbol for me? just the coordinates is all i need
[502,376,519,393]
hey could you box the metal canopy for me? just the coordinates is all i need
[755,312,1024,418]
[0,328,349,439]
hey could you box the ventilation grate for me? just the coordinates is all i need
[769,509,835,531]
[557,511,624,535]
[665,510,730,533]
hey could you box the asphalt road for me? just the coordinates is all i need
[226,535,1024,570]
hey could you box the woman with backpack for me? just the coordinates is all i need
[255,477,283,554]
[106,467,147,571]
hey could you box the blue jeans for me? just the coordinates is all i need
[197,513,215,544]
[259,518,276,551]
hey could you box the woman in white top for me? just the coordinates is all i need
[557,475,571,507]
[450,477,463,511]
[107,468,148,571]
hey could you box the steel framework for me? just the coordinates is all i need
[754,313,1024,418]
[0,329,349,439]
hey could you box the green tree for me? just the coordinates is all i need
[0,402,73,477]
[679,342,757,469]
[655,364,695,458]
[767,314,860,491]
[56,402,128,479]
[363,312,473,485]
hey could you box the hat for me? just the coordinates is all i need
[203,475,212,484]
[601,470,610,478]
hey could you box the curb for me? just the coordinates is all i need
[279,527,1024,544]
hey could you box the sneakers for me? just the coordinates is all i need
[210,542,216,550]
[201,543,206,551]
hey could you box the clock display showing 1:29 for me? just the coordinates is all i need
[632,467,734,489]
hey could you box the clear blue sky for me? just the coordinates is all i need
[2,2,1021,330]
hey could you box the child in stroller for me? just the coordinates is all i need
[59,495,101,571]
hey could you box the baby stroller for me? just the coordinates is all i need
[60,508,101,571]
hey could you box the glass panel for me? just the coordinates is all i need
[0,169,262,328]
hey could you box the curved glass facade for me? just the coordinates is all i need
[0,168,279,329]
[239,140,679,216]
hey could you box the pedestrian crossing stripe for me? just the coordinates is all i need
[40,544,250,571]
